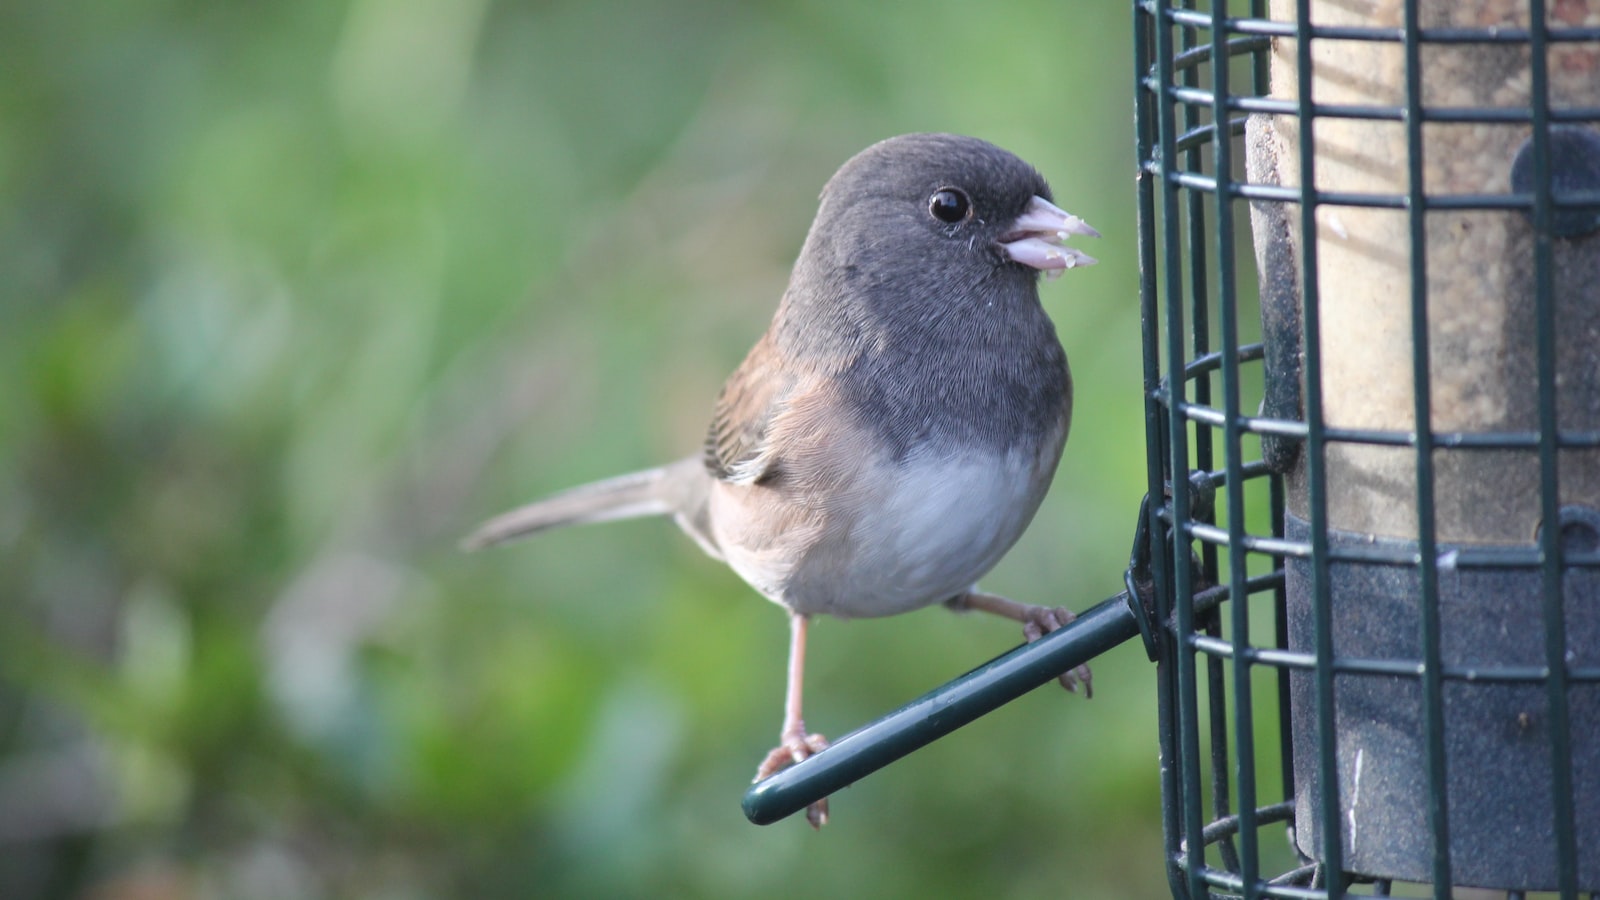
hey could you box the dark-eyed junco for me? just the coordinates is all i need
[465,133,1098,827]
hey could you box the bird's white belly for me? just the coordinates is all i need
[782,448,1050,618]
[840,451,1043,615]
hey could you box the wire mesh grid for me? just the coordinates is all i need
[1134,1,1600,898]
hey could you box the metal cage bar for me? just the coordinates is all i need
[1399,0,1453,890]
[1528,3,1582,895]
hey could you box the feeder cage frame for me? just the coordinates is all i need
[1135,0,1600,897]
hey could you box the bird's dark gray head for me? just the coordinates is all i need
[774,132,1100,353]
[770,133,1096,456]
[804,133,1097,288]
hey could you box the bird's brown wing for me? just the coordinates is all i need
[704,331,794,485]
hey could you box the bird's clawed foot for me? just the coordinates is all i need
[754,727,832,828]
[1019,604,1093,697]
[755,729,831,780]
[757,613,834,827]
[948,591,1094,697]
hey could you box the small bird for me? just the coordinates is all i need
[465,133,1098,828]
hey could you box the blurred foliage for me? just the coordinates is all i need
[0,1,1170,897]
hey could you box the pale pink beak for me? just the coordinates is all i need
[999,196,1100,277]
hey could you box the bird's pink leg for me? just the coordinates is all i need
[753,612,831,827]
[948,591,1093,697]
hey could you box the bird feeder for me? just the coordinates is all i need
[1139,0,1600,894]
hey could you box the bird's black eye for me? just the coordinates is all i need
[928,188,971,224]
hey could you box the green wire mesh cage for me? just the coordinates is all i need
[1136,0,1600,897]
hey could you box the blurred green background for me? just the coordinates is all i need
[0,1,1160,897]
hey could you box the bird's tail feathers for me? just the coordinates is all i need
[461,457,704,551]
